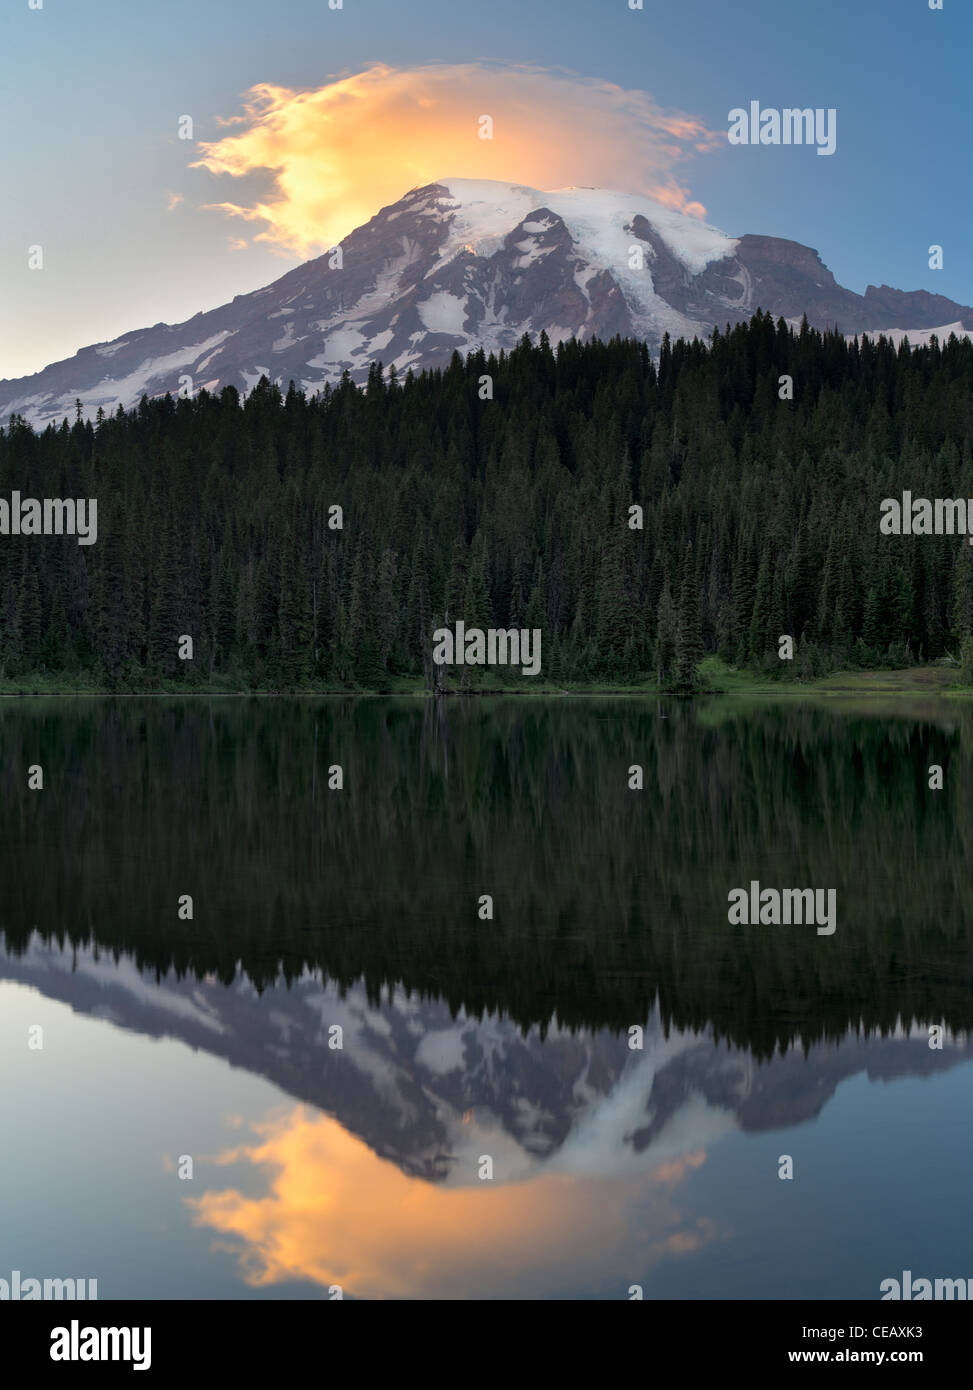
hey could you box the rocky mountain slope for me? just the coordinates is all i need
[3,178,971,428]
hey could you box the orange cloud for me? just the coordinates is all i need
[187,1105,722,1299]
[650,1150,708,1188]
[190,64,722,256]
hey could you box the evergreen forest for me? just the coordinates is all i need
[2,312,973,690]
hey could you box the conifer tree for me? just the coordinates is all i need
[675,545,703,689]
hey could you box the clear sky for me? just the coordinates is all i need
[1,0,969,380]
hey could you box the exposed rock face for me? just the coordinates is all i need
[3,178,971,428]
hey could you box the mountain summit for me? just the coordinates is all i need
[4,178,972,427]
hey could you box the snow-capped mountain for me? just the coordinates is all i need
[4,177,973,429]
[2,934,970,1184]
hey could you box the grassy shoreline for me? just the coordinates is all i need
[0,659,969,697]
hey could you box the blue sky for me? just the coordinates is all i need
[1,0,968,378]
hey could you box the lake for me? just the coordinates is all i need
[1,695,971,1300]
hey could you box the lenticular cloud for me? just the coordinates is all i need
[190,62,722,256]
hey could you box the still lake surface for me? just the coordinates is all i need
[1,695,971,1300]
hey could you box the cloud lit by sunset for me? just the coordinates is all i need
[190,63,721,256]
[186,1105,718,1299]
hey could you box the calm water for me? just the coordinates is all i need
[1,695,971,1300]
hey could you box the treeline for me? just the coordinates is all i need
[3,312,973,687]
